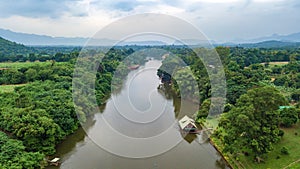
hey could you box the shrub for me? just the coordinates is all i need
[281,146,289,155]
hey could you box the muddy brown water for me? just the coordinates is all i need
[47,60,229,169]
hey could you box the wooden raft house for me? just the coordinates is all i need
[178,115,198,133]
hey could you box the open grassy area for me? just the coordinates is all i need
[0,61,51,69]
[0,84,26,93]
[237,122,300,169]
[0,61,66,69]
[268,61,289,65]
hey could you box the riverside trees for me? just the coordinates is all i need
[219,86,287,159]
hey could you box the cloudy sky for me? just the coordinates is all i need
[0,0,299,41]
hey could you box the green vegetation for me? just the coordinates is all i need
[237,123,300,169]
[1,35,300,168]
[0,38,139,168]
[0,131,45,169]
[0,84,26,93]
[0,61,53,69]
[0,37,36,58]
[158,46,300,168]
[219,86,287,158]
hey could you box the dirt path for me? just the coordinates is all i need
[283,158,300,169]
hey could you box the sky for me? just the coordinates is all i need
[0,0,299,41]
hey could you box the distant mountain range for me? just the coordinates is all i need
[247,32,300,43]
[0,28,167,46]
[0,28,90,46]
[0,28,300,47]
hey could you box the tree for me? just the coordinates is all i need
[220,86,287,159]
[25,68,38,82]
[0,132,45,169]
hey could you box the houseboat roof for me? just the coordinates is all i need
[178,115,197,130]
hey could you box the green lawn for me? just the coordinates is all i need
[238,123,300,169]
[0,84,26,93]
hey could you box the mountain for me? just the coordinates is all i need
[0,36,35,56]
[215,40,300,48]
[0,28,167,46]
[1,28,300,47]
[0,28,88,46]
[241,32,300,43]
[239,40,300,48]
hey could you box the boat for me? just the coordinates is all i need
[128,64,140,70]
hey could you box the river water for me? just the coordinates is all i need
[47,59,228,169]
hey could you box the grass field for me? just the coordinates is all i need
[0,61,63,69]
[268,61,289,65]
[0,84,26,93]
[238,123,300,169]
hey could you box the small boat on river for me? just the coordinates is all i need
[128,64,140,70]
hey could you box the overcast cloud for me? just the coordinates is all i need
[0,0,299,41]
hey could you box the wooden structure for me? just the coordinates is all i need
[178,115,198,133]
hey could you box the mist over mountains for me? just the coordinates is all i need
[0,28,300,47]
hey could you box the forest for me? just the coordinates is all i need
[0,36,300,168]
[157,46,300,168]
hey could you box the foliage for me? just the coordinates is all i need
[1,41,300,168]
[281,146,290,155]
[219,86,287,158]
[0,131,45,169]
[279,108,298,127]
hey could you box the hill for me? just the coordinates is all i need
[239,40,300,48]
[0,36,36,57]
[249,32,300,43]
[0,28,88,46]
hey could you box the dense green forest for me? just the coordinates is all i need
[157,46,300,168]
[0,39,140,168]
[0,36,300,168]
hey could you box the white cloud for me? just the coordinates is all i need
[0,0,299,41]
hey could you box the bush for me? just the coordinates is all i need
[280,108,298,127]
[281,146,289,155]
[278,130,285,137]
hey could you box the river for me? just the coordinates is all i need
[47,59,228,169]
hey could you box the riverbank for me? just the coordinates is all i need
[210,136,245,169]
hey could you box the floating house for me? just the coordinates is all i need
[178,115,198,133]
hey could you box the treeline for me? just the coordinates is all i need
[228,47,300,67]
[0,37,36,58]
[0,62,73,84]
[208,47,300,162]
[0,51,79,62]
[0,36,81,62]
[0,131,45,169]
